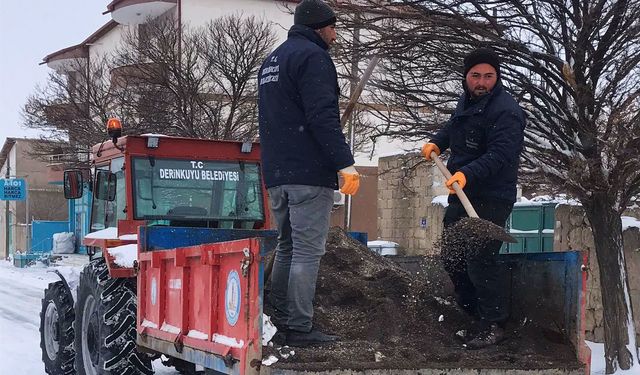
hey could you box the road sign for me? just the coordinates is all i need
[1,179,27,201]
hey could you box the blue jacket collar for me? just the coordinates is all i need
[288,24,329,50]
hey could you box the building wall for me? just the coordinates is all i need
[0,140,67,258]
[182,0,293,41]
[89,24,127,61]
[377,154,448,255]
[554,204,640,343]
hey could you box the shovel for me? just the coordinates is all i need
[430,151,517,244]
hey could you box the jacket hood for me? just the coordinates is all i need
[288,24,329,50]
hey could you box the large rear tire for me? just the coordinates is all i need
[40,281,76,375]
[74,258,153,375]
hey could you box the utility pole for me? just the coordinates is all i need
[344,21,361,232]
[25,181,30,252]
[4,153,9,257]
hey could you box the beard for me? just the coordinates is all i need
[472,87,489,97]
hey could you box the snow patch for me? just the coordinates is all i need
[431,195,449,207]
[516,195,581,207]
[84,227,118,239]
[278,347,295,359]
[262,355,279,366]
[586,341,640,374]
[212,334,244,348]
[160,322,181,334]
[622,216,640,231]
[107,244,138,268]
[119,234,138,240]
[142,319,158,329]
[262,314,277,345]
[187,330,209,340]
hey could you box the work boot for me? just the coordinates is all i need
[286,328,338,347]
[271,330,288,345]
[465,323,505,349]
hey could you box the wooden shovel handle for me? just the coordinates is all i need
[340,56,381,128]
[430,151,479,218]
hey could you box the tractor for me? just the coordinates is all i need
[39,119,277,375]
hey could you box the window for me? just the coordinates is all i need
[131,158,264,228]
[90,157,126,231]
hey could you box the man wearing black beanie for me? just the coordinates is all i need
[258,0,358,347]
[421,48,526,349]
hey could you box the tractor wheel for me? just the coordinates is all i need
[40,281,76,375]
[74,258,153,375]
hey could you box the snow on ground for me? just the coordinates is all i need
[0,259,179,374]
[621,216,640,231]
[587,341,640,374]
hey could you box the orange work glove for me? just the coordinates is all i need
[339,165,360,195]
[445,171,466,194]
[421,143,441,161]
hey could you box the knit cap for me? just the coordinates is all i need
[294,0,336,30]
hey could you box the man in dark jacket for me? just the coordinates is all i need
[422,48,526,349]
[258,0,359,347]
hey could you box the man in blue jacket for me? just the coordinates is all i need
[258,0,360,347]
[422,48,526,349]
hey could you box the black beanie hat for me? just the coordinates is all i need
[463,48,501,78]
[294,0,336,30]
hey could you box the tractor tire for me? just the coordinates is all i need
[74,258,153,375]
[40,281,76,375]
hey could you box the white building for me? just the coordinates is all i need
[41,0,418,167]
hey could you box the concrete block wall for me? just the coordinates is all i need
[377,154,448,255]
[554,204,640,343]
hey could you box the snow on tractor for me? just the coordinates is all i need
[40,119,275,375]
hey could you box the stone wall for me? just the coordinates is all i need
[554,204,640,343]
[377,154,448,255]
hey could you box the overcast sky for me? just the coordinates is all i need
[0,0,109,146]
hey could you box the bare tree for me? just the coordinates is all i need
[113,13,277,140]
[22,56,126,162]
[22,13,276,161]
[331,0,640,372]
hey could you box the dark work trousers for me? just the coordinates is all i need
[267,185,334,332]
[441,197,514,324]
